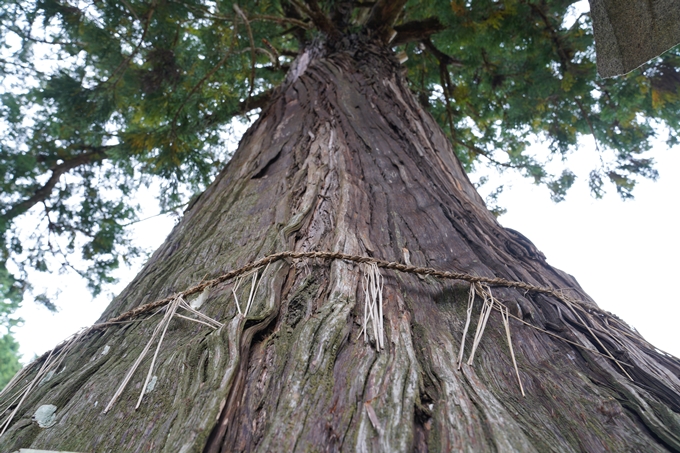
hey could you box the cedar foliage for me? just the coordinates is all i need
[0,0,679,359]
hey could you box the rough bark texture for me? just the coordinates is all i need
[2,40,680,453]
[589,0,680,77]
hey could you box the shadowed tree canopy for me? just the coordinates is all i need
[0,0,679,451]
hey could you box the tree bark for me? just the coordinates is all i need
[1,41,679,453]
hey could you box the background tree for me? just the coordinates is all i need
[0,0,679,451]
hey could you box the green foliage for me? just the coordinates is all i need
[1,0,679,331]
[402,0,678,199]
[0,333,21,390]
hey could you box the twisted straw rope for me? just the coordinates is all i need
[97,250,608,329]
[1,249,645,413]
[1,250,642,437]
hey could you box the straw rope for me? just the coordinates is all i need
[87,250,640,371]
[0,249,647,433]
[95,250,612,330]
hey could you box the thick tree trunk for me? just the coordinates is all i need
[1,41,679,453]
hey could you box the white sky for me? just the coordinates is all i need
[492,142,680,358]
[12,133,680,361]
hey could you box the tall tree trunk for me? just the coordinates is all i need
[1,41,679,453]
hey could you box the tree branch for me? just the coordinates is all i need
[233,5,257,109]
[421,38,463,67]
[365,0,407,41]
[1,148,109,223]
[529,4,572,72]
[251,14,311,29]
[452,138,523,169]
[392,17,446,46]
[171,19,242,133]
[281,0,310,45]
[201,88,277,128]
[102,2,156,87]
[290,0,340,39]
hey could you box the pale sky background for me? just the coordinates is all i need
[8,0,680,362]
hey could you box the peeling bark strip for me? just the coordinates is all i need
[1,41,680,453]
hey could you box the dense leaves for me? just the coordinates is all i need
[0,0,679,354]
[0,333,21,390]
[403,0,679,201]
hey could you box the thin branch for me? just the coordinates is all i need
[421,38,463,67]
[574,96,601,152]
[251,14,311,29]
[452,138,523,169]
[392,17,447,46]
[201,88,276,128]
[119,203,189,227]
[241,46,278,67]
[2,148,109,223]
[170,21,241,133]
[261,39,281,69]
[530,4,572,72]
[365,0,407,41]
[6,24,82,46]
[290,0,339,38]
[440,64,459,145]
[120,0,141,22]
[281,0,310,45]
[102,2,157,87]
[233,4,257,109]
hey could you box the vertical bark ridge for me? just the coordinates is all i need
[1,41,679,453]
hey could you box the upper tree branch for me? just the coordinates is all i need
[1,147,109,223]
[201,88,277,128]
[281,0,310,45]
[233,5,257,109]
[290,0,340,39]
[365,0,407,42]
[392,17,447,46]
[330,0,354,31]
[529,4,572,72]
[421,38,463,67]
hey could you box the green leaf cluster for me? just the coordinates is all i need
[0,0,679,331]
[402,0,678,201]
[0,333,21,390]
